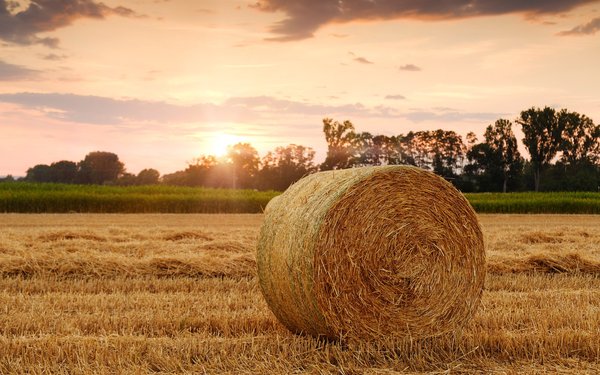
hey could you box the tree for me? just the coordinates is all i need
[539,162,599,191]
[384,135,406,165]
[78,151,125,185]
[115,173,138,186]
[185,156,219,187]
[161,156,219,187]
[372,135,397,165]
[397,130,466,178]
[348,132,374,167]
[349,133,397,166]
[321,118,356,170]
[429,129,467,178]
[26,160,78,184]
[161,170,189,186]
[466,132,478,148]
[226,143,259,189]
[136,168,160,185]
[26,164,52,182]
[484,119,523,192]
[160,155,235,188]
[517,107,563,191]
[464,141,493,191]
[394,132,420,167]
[49,160,78,183]
[258,144,317,190]
[558,110,600,166]
[541,110,600,191]
[467,119,523,192]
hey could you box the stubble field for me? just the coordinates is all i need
[0,214,599,374]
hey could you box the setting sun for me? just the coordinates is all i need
[210,133,242,157]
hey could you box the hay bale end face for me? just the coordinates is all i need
[257,166,485,340]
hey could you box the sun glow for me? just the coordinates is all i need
[209,133,242,156]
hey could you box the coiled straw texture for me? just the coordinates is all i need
[257,166,485,340]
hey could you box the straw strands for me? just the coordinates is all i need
[257,166,486,340]
[1,213,600,372]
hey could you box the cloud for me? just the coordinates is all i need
[42,53,67,61]
[399,64,421,71]
[403,109,506,123]
[385,95,406,100]
[558,17,600,35]
[354,57,373,64]
[0,0,141,47]
[0,60,39,80]
[348,51,373,64]
[251,0,340,41]
[222,96,395,118]
[0,92,509,133]
[0,92,243,124]
[0,92,401,125]
[251,0,600,40]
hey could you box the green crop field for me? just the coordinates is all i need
[0,182,278,213]
[465,191,600,214]
[1,182,599,214]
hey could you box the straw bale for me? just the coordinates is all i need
[257,166,485,340]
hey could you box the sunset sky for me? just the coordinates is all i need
[1,0,600,176]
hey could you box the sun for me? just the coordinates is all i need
[210,133,241,156]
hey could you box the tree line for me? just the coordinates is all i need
[7,106,599,192]
[319,107,599,192]
[8,152,160,186]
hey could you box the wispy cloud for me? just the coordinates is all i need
[251,0,599,41]
[221,64,276,69]
[0,92,509,129]
[41,53,68,61]
[404,109,506,123]
[0,92,402,125]
[558,17,600,35]
[354,57,373,64]
[385,94,406,100]
[0,92,245,124]
[399,64,421,72]
[196,8,215,14]
[222,96,396,118]
[0,0,142,47]
[348,51,373,64]
[0,61,39,81]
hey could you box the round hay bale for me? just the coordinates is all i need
[257,165,485,340]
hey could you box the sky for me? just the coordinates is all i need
[1,0,600,176]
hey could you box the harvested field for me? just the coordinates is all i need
[1,214,599,373]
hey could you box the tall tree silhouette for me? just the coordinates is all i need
[467,119,523,192]
[558,110,600,166]
[517,107,562,191]
[321,118,356,170]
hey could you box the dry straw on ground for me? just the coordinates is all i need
[257,166,486,340]
[1,214,600,373]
